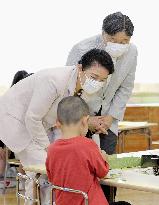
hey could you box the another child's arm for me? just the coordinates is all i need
[0,147,6,175]
[0,147,5,160]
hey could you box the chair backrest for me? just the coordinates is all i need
[51,184,89,205]
[16,173,41,205]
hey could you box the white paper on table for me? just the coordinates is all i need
[121,169,159,187]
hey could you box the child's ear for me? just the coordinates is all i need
[82,115,89,127]
[80,115,89,136]
[55,119,62,128]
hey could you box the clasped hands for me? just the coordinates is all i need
[88,115,113,135]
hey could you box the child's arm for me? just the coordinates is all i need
[100,149,109,162]
[0,147,6,175]
[90,142,109,179]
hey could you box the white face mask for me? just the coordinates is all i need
[105,42,129,58]
[79,72,105,95]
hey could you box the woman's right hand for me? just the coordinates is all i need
[88,116,104,132]
[88,116,107,134]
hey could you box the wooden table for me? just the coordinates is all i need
[101,173,159,203]
[24,149,159,203]
[24,164,159,203]
[118,121,158,153]
[102,177,159,194]
[24,164,46,175]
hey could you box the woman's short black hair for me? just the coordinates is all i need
[102,12,134,36]
[11,70,34,87]
[78,48,114,74]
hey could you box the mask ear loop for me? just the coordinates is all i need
[78,71,89,88]
[74,71,83,97]
[123,15,126,32]
[123,15,130,51]
[78,71,83,85]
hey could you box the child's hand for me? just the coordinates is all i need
[100,150,108,162]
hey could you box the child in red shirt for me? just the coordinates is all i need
[46,96,109,205]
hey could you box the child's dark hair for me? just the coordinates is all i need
[78,48,114,74]
[57,96,89,125]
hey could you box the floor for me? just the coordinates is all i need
[0,187,159,205]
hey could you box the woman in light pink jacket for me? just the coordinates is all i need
[0,70,32,178]
[0,49,114,205]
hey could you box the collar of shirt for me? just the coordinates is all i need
[67,66,78,96]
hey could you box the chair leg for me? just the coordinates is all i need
[16,176,21,205]
[37,183,41,205]
[16,173,41,204]
[2,163,8,194]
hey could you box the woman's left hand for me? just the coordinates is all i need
[95,115,113,134]
[100,115,113,129]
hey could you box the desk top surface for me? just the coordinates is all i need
[119,121,157,131]
[102,176,159,194]
[25,164,46,174]
[127,103,159,107]
[24,150,159,194]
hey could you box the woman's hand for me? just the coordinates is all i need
[88,115,114,135]
[88,116,106,133]
[100,115,114,130]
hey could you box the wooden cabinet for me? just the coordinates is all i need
[122,105,159,152]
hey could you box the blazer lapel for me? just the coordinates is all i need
[102,54,129,104]
[66,66,78,97]
[43,66,78,128]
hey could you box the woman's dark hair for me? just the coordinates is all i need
[78,48,114,74]
[102,12,134,36]
[11,70,33,87]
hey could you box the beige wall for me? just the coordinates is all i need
[0,86,8,96]
[133,83,159,93]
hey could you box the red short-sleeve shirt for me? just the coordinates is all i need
[46,136,109,205]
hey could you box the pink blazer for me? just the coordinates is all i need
[0,66,78,153]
